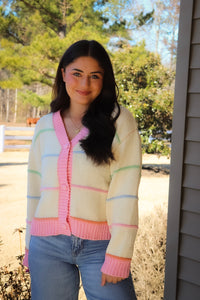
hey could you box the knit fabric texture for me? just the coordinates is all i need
[24,106,142,278]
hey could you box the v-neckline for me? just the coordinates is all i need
[53,111,89,148]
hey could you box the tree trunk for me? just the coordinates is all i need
[58,0,67,38]
[32,106,37,118]
[13,89,18,123]
[6,89,10,122]
[37,106,41,118]
[155,1,163,55]
[0,90,3,121]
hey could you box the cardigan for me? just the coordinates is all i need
[23,106,142,278]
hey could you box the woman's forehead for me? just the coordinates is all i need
[65,56,104,74]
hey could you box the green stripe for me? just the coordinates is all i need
[33,128,54,145]
[28,169,41,177]
[115,132,120,144]
[111,165,140,177]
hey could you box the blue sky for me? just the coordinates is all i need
[130,0,179,65]
[99,0,179,65]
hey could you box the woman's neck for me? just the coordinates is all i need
[64,103,87,121]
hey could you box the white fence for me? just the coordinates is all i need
[0,125,34,153]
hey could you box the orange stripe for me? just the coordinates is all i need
[70,216,107,225]
[71,184,108,194]
[106,253,131,261]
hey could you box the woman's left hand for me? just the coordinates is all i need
[101,273,124,286]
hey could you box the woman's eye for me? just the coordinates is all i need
[73,72,81,77]
[91,74,100,79]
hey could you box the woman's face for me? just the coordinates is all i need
[61,56,104,109]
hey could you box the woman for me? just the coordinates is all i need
[23,40,141,300]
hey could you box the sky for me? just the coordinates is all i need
[101,0,179,65]
[131,0,180,65]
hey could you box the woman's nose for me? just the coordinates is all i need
[80,76,90,87]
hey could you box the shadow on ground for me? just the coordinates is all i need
[142,164,170,175]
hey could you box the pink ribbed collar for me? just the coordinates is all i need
[53,110,89,147]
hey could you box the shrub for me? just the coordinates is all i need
[113,44,174,148]
[0,256,31,300]
[132,204,167,299]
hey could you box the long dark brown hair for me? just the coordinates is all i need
[51,40,120,164]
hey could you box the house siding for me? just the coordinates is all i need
[164,0,200,299]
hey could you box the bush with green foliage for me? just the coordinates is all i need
[113,43,174,155]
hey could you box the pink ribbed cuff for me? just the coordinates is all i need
[101,254,131,278]
[23,248,29,268]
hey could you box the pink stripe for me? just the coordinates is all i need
[40,187,59,191]
[26,219,32,225]
[72,184,108,194]
[110,223,138,229]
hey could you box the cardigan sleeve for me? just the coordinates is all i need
[101,118,142,278]
[23,123,42,268]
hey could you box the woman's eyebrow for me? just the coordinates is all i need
[90,71,103,74]
[72,68,103,74]
[72,68,83,73]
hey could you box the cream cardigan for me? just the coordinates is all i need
[24,106,142,278]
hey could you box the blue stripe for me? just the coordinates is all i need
[107,195,138,201]
[73,150,85,154]
[27,195,40,200]
[42,154,59,159]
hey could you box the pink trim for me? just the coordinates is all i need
[72,184,108,194]
[53,111,72,226]
[30,217,71,236]
[53,110,89,147]
[110,223,138,229]
[53,111,68,146]
[26,219,32,225]
[30,216,111,241]
[70,216,111,240]
[53,111,89,228]
[71,126,89,146]
[101,254,131,278]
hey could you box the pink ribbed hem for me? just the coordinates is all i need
[23,248,29,268]
[30,218,71,236]
[70,217,111,240]
[101,254,131,278]
[30,217,111,241]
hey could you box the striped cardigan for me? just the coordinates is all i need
[23,106,142,278]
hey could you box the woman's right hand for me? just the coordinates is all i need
[101,273,123,286]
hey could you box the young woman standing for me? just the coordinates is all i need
[24,40,141,300]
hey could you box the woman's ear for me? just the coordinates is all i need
[61,68,65,82]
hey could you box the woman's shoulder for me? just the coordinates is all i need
[32,113,54,141]
[116,106,137,133]
[35,112,54,129]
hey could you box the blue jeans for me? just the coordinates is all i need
[29,235,137,300]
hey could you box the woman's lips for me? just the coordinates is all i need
[76,90,91,96]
